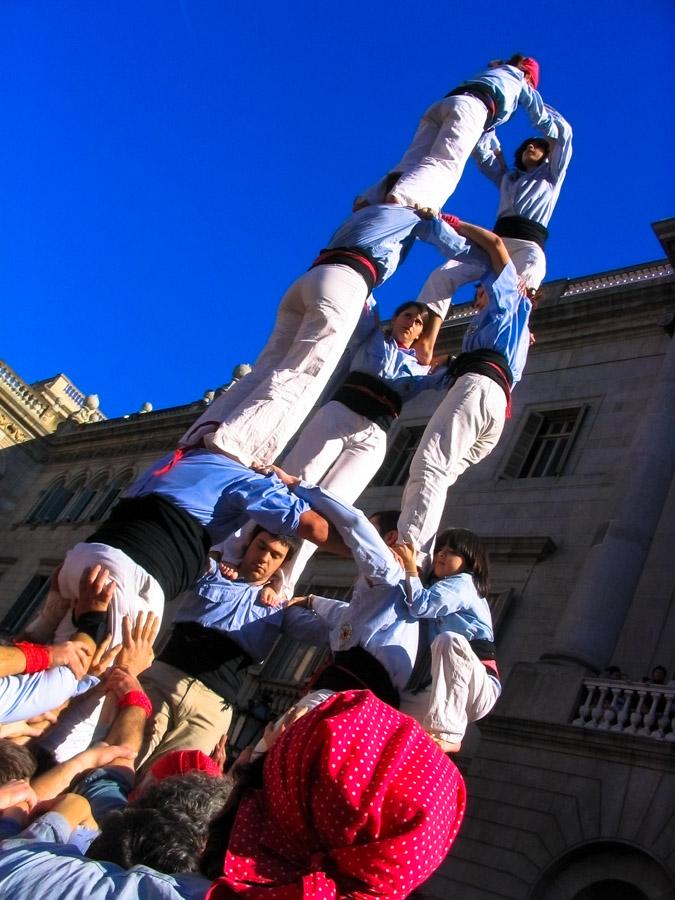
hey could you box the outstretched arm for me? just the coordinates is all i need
[450,218,510,275]
[544,105,573,183]
[472,131,506,185]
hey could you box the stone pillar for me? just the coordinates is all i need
[544,330,675,671]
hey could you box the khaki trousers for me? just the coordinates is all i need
[138,660,233,772]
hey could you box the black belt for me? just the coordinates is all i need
[332,371,402,432]
[445,85,497,130]
[494,215,548,249]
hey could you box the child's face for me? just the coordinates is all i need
[391,307,425,347]
[432,544,466,579]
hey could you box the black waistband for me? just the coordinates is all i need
[470,638,497,661]
[451,349,513,389]
[494,215,549,249]
[310,247,377,292]
[158,621,253,701]
[86,494,210,602]
[445,84,496,130]
[312,647,400,709]
[331,371,402,432]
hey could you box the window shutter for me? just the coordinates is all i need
[502,412,543,478]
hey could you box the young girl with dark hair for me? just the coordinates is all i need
[398,528,500,753]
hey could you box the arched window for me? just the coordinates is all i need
[88,468,135,522]
[57,474,88,522]
[26,477,70,524]
[68,471,110,523]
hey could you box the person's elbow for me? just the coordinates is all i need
[297,511,329,545]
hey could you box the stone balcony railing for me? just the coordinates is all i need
[573,678,675,741]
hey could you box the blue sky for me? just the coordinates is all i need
[3,1,674,418]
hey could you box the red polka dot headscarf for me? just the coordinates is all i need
[208,689,466,899]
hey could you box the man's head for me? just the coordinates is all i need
[389,302,428,348]
[88,771,232,874]
[514,137,550,171]
[369,510,399,547]
[0,739,37,785]
[650,665,667,685]
[238,527,299,584]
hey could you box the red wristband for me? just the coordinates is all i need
[14,641,51,674]
[440,213,461,229]
[117,690,153,718]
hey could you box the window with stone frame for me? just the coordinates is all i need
[26,478,72,525]
[1,573,50,633]
[502,405,587,479]
[370,424,427,487]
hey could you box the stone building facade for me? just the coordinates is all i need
[0,221,674,898]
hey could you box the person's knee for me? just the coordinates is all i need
[433,632,471,659]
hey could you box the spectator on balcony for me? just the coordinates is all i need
[642,665,668,685]
[137,527,328,771]
[602,665,628,681]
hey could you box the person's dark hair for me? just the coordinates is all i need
[391,301,430,323]
[433,528,490,597]
[651,665,667,682]
[247,526,300,563]
[201,755,265,880]
[0,739,38,785]
[488,53,525,68]
[87,772,231,874]
[514,136,550,171]
[370,510,400,539]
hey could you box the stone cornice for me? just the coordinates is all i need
[478,714,675,771]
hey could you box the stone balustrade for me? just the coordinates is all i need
[560,261,673,297]
[0,361,49,416]
[573,678,675,741]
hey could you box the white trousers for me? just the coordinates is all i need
[278,400,388,594]
[400,632,500,743]
[421,236,546,321]
[47,542,164,761]
[398,373,506,562]
[388,95,488,211]
[179,265,369,467]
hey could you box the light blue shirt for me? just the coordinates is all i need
[459,64,556,134]
[125,449,311,544]
[473,105,573,228]
[295,484,419,691]
[326,204,477,286]
[405,572,494,644]
[0,813,208,900]
[348,327,447,401]
[175,560,328,661]
[0,669,98,724]
[463,260,532,384]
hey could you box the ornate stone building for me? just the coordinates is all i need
[0,222,674,899]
